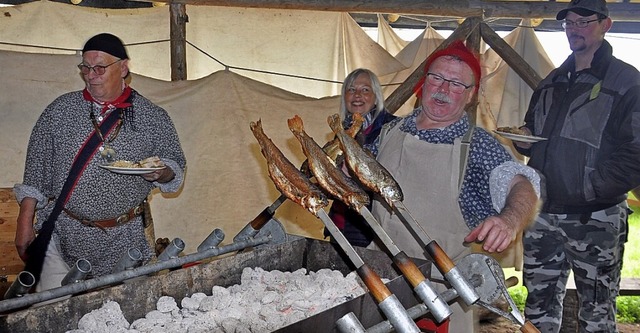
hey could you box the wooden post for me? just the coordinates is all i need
[479,22,543,89]
[170,3,188,81]
[465,16,482,125]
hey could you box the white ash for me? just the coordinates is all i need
[66,267,366,333]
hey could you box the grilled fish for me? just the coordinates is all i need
[250,119,329,215]
[288,115,370,211]
[300,114,365,176]
[327,113,404,206]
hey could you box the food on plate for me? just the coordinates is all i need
[496,126,528,136]
[110,156,165,168]
[139,156,165,168]
[111,160,138,168]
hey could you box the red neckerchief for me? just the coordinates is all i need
[83,86,132,114]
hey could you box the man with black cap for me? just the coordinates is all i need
[14,33,186,295]
[512,0,640,331]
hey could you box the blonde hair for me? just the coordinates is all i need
[339,68,385,121]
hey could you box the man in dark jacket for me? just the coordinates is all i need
[513,0,640,331]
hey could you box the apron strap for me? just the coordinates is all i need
[457,124,475,192]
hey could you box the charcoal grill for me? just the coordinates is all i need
[0,235,429,333]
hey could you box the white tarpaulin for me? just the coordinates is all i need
[0,2,556,264]
[0,49,342,252]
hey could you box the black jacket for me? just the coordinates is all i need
[516,40,640,213]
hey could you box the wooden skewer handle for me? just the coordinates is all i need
[248,205,274,230]
[393,252,425,289]
[425,240,455,274]
[505,276,519,288]
[357,264,393,304]
[520,320,540,333]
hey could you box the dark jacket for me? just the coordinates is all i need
[516,40,640,214]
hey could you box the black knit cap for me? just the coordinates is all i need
[82,33,129,59]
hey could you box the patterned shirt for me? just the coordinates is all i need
[14,89,186,276]
[368,108,540,229]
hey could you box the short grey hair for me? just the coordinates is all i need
[339,68,385,121]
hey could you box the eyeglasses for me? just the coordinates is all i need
[561,19,601,29]
[425,73,472,94]
[77,59,122,75]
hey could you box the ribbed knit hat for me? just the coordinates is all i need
[414,40,481,97]
[82,33,129,59]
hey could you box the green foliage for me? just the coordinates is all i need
[622,205,640,277]
[617,296,640,323]
[507,285,527,313]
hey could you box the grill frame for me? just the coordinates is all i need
[0,236,430,333]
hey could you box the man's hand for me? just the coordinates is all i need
[513,126,533,149]
[464,215,517,253]
[141,167,175,183]
[465,174,539,253]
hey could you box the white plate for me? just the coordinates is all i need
[100,164,166,175]
[493,130,547,143]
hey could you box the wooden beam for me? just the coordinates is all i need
[384,17,477,114]
[465,16,482,125]
[479,22,543,89]
[170,3,188,81]
[133,0,640,21]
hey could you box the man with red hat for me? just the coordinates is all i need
[513,0,640,331]
[14,33,186,296]
[368,40,541,331]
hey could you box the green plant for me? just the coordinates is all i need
[617,296,640,323]
[508,285,527,313]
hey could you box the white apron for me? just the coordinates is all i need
[370,123,477,332]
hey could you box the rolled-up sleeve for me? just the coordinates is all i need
[489,161,541,212]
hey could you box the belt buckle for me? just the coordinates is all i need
[133,204,144,216]
[116,214,130,225]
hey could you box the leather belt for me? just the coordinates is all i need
[63,203,145,229]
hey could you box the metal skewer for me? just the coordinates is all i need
[392,200,480,306]
[357,207,452,323]
[315,209,420,333]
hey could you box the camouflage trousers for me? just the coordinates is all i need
[523,203,629,333]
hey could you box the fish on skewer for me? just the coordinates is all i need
[250,119,328,214]
[238,116,366,241]
[287,115,369,211]
[299,113,365,176]
[327,113,403,206]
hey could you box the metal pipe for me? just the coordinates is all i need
[316,210,419,333]
[61,259,92,286]
[353,270,520,333]
[392,200,479,306]
[336,312,366,333]
[341,279,469,333]
[197,229,225,252]
[157,238,185,261]
[112,248,143,273]
[3,271,36,300]
[0,235,272,312]
[358,207,452,323]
